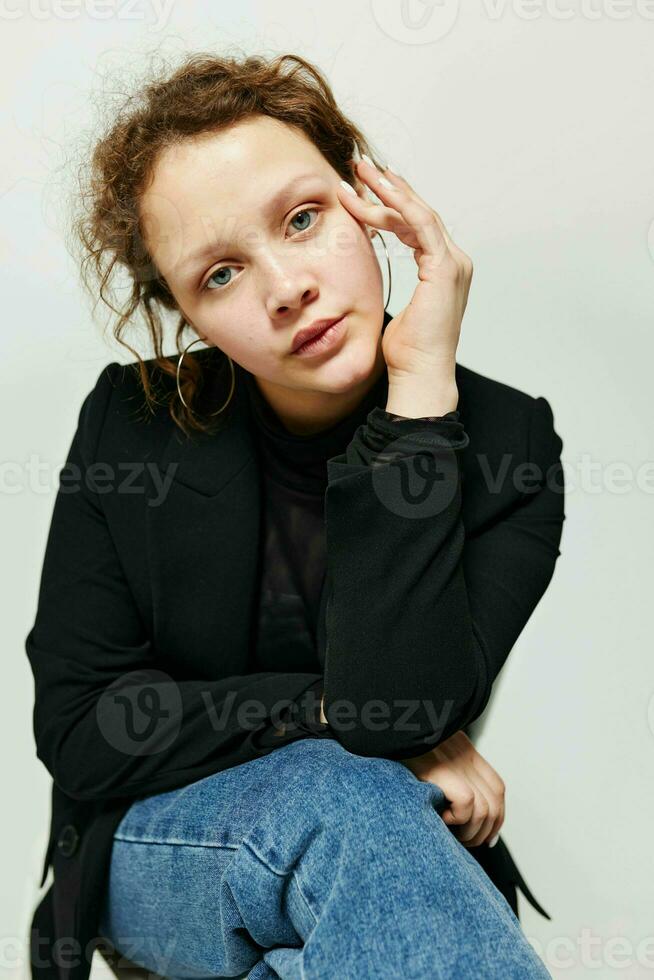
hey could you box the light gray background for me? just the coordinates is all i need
[2,3,653,978]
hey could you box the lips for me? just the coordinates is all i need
[291,316,344,353]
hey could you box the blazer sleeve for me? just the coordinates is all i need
[25,366,330,804]
[321,397,565,758]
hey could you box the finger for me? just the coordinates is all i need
[436,732,503,846]
[470,752,506,799]
[353,159,449,262]
[447,767,491,845]
[469,758,506,844]
[371,160,423,209]
[375,162,473,273]
[484,798,505,847]
[460,807,496,848]
[370,160,466,265]
[453,792,489,847]
[483,792,506,846]
[451,793,492,848]
[375,163,454,248]
[433,773,475,826]
[456,770,501,848]
[337,177,414,241]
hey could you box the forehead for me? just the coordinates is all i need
[140,117,333,272]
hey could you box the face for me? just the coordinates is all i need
[139,115,387,435]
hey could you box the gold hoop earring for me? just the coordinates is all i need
[370,229,392,311]
[176,338,235,417]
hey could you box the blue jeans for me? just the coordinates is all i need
[98,738,550,979]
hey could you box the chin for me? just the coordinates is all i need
[319,344,379,391]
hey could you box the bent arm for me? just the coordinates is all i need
[25,368,329,803]
[321,394,564,757]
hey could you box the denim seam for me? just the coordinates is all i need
[113,834,241,850]
[240,838,320,928]
[111,833,320,927]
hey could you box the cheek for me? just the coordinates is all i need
[199,315,273,370]
[334,236,379,293]
[325,214,375,278]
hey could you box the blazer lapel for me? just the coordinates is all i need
[145,359,264,678]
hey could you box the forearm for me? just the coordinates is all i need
[321,390,563,759]
[321,396,479,758]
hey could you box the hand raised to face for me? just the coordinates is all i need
[337,156,473,383]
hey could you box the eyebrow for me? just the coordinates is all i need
[179,173,326,279]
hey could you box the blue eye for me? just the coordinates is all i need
[289,208,317,233]
[205,267,234,290]
[202,207,321,292]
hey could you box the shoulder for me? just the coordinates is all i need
[78,355,562,466]
[452,363,564,533]
[456,360,534,420]
[455,360,563,464]
[73,356,180,464]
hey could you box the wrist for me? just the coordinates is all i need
[385,377,459,418]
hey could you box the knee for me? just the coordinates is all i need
[278,737,447,831]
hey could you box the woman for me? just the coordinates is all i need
[26,52,564,979]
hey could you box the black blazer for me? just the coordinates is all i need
[26,349,565,980]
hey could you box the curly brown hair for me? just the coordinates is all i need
[72,49,386,439]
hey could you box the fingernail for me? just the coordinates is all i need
[385,161,399,174]
[361,153,375,167]
[339,180,357,196]
[378,176,394,190]
[488,834,500,848]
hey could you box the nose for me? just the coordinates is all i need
[261,250,319,318]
